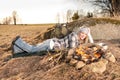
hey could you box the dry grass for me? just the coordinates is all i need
[0,18,120,80]
[0,24,54,45]
[0,24,54,64]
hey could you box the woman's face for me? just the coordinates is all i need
[79,32,87,40]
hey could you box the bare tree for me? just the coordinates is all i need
[78,9,85,19]
[89,0,120,16]
[56,13,60,24]
[66,10,72,23]
[111,0,120,16]
[12,11,17,25]
[2,16,12,25]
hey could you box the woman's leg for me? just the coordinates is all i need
[31,39,55,53]
[12,36,55,54]
[12,36,33,54]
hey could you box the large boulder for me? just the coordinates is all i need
[75,61,86,70]
[103,52,116,63]
[88,58,108,74]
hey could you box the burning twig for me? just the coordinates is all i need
[75,43,105,64]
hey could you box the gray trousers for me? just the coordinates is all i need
[13,37,55,54]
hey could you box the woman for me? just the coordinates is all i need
[12,26,94,54]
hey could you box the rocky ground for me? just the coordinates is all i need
[0,19,120,80]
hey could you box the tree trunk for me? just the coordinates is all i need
[109,11,114,17]
[112,0,120,16]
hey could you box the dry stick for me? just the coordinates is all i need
[56,50,67,64]
[48,49,68,64]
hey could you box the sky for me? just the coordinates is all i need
[0,0,94,24]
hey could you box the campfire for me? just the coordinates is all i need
[74,43,105,64]
[49,43,116,73]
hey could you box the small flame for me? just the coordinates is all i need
[75,45,104,63]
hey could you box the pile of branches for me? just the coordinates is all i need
[47,43,116,71]
[48,43,107,64]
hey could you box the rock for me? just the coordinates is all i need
[69,59,78,66]
[97,43,108,51]
[89,58,108,74]
[67,49,75,56]
[66,49,75,62]
[76,61,86,70]
[104,52,116,63]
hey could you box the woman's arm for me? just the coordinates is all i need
[87,28,94,43]
[69,32,79,48]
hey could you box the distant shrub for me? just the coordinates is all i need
[40,18,120,40]
[72,12,79,21]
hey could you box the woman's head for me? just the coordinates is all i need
[78,27,90,40]
[78,32,87,40]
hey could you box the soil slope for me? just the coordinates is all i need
[0,19,120,80]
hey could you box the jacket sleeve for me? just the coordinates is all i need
[87,28,94,43]
[71,36,76,48]
[88,33,94,43]
[69,33,78,48]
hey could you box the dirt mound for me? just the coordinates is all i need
[0,19,120,80]
[0,40,120,80]
[35,18,120,42]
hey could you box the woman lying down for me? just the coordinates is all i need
[12,26,94,54]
